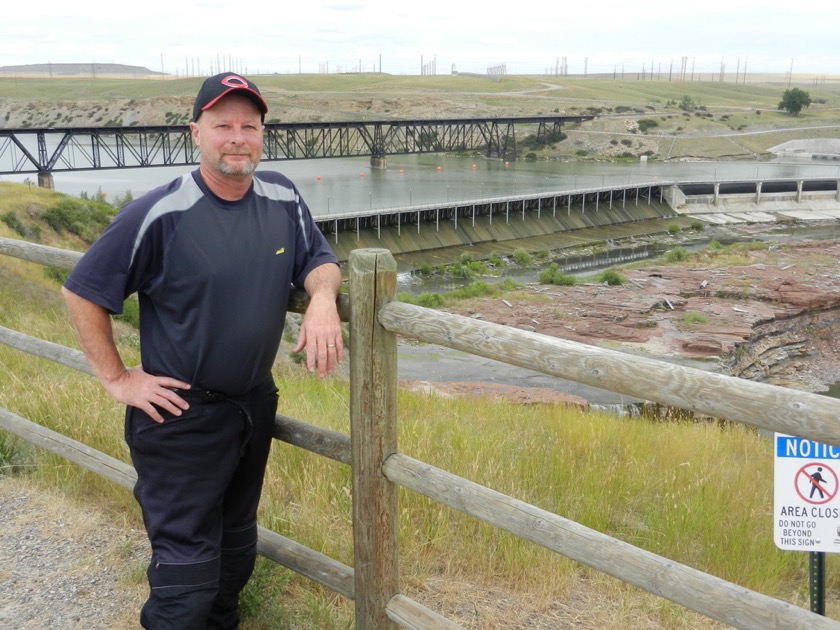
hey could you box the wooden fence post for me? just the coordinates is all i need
[349,248,400,630]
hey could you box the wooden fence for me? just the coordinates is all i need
[2,236,840,629]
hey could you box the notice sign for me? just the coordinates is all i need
[774,433,840,552]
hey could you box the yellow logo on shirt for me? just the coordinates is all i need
[275,248,285,255]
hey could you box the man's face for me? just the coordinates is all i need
[190,94,264,177]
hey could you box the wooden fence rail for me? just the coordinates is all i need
[2,235,840,629]
[378,300,840,446]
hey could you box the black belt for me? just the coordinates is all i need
[168,387,227,403]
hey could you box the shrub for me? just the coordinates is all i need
[538,264,577,286]
[112,190,135,209]
[690,219,705,231]
[679,95,698,111]
[636,118,659,133]
[0,432,24,472]
[449,263,475,278]
[414,292,446,308]
[43,266,69,285]
[397,291,445,307]
[449,281,495,300]
[497,278,521,292]
[684,311,708,325]
[664,247,690,263]
[512,248,533,266]
[597,268,625,286]
[488,252,506,268]
[42,197,117,244]
[115,297,141,328]
[1,211,28,238]
[667,223,681,235]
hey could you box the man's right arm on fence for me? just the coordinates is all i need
[61,287,190,423]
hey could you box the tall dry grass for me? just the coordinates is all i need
[2,191,838,627]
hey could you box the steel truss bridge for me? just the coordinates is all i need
[0,115,593,183]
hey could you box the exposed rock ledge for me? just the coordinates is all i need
[439,225,840,403]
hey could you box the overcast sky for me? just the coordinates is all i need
[3,0,837,78]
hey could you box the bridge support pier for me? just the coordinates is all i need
[37,171,54,190]
[755,181,762,204]
[370,156,387,170]
[796,180,804,203]
[713,183,720,206]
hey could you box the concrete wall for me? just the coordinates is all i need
[328,200,677,262]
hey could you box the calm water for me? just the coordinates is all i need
[3,154,839,217]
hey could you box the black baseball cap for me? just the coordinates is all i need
[191,73,268,122]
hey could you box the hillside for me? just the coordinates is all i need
[1,73,839,161]
[0,62,162,77]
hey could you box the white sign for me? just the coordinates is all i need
[774,433,840,552]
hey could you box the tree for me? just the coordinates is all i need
[778,88,812,116]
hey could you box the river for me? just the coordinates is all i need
[3,153,840,217]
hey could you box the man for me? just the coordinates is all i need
[61,73,343,629]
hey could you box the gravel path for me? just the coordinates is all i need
[0,476,148,629]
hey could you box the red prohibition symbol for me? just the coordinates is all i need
[795,462,838,505]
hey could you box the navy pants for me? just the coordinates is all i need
[125,382,279,630]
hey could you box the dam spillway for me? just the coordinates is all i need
[318,178,840,263]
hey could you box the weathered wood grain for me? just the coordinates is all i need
[378,300,840,447]
[349,249,400,629]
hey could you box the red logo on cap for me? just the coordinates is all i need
[221,75,249,88]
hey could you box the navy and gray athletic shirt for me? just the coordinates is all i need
[64,169,338,396]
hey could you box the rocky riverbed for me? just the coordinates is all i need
[400,221,840,407]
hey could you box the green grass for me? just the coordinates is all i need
[684,311,709,325]
[3,72,838,114]
[3,340,832,626]
[3,149,840,627]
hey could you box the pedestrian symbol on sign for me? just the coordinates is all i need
[795,462,838,505]
[810,467,827,499]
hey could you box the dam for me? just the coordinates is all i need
[318,177,840,265]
